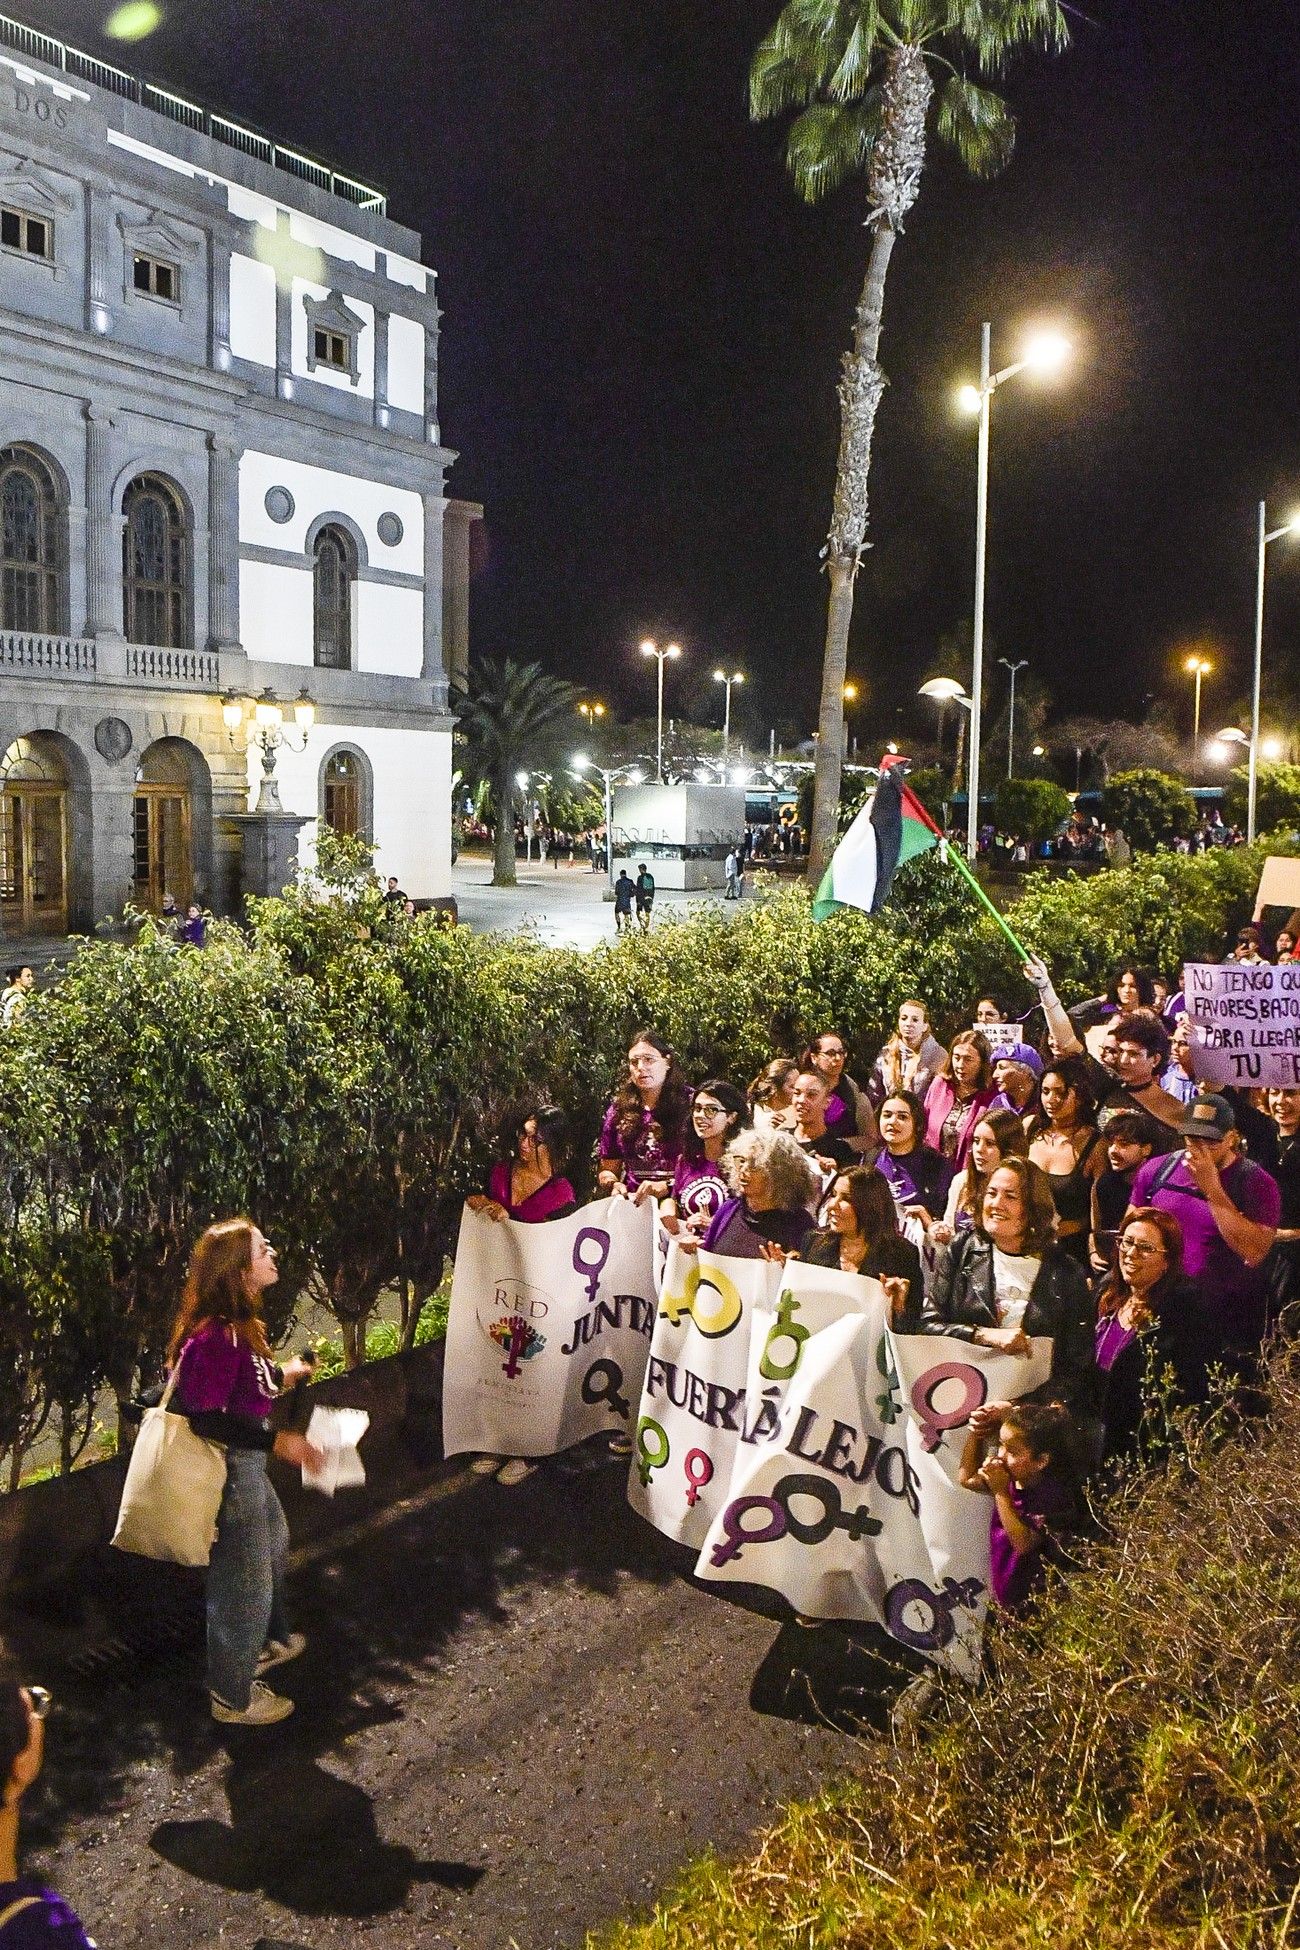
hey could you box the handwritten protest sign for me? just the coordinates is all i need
[1184,961,1300,1088]
[442,1196,657,1459]
[975,1021,1028,1054]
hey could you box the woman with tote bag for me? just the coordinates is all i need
[168,1220,321,1727]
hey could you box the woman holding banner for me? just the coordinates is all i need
[699,1129,818,1260]
[661,1080,749,1238]
[924,1159,1097,1421]
[598,1030,692,1201]
[803,1168,924,1329]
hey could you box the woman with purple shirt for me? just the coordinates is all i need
[597,1029,692,1203]
[700,1128,818,1261]
[0,1680,95,1949]
[661,1080,748,1238]
[170,1219,321,1727]
[959,1401,1082,1613]
[1094,1207,1208,1463]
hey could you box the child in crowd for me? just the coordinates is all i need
[959,1400,1082,1614]
[1090,1110,1159,1273]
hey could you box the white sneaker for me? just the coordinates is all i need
[256,1632,307,1676]
[210,1681,295,1726]
[496,1458,536,1486]
[469,1455,503,1476]
[607,1431,634,1458]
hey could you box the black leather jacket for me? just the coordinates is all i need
[923,1230,1098,1417]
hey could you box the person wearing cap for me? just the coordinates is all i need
[1128,1094,1280,1373]
[988,1042,1043,1117]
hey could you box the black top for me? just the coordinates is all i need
[797,1130,857,1172]
[1096,1274,1212,1463]
[803,1229,925,1331]
[875,1145,953,1220]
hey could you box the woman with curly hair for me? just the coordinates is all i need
[597,1028,692,1203]
[699,1128,819,1261]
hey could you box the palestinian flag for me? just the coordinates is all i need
[812,757,942,920]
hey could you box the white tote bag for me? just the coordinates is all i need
[111,1366,228,1567]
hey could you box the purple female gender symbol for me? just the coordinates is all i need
[683,1448,714,1507]
[707,1494,786,1567]
[910,1361,987,1453]
[572,1226,611,1304]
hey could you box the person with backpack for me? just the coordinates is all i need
[634,863,656,931]
[0,1678,95,1947]
[612,870,635,933]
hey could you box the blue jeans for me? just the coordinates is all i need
[206,1448,290,1708]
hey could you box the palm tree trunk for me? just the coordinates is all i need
[493,766,518,887]
[806,43,933,886]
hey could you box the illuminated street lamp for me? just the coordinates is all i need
[572,753,645,886]
[1183,654,1213,754]
[713,668,744,757]
[1250,504,1300,840]
[577,699,607,728]
[639,638,682,784]
[956,324,1072,859]
[224,687,315,813]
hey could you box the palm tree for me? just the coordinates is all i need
[453,657,580,885]
[750,0,1069,886]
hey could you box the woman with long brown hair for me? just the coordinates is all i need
[170,1219,320,1727]
[597,1028,693,1202]
[1094,1207,1208,1462]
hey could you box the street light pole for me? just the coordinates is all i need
[714,669,744,759]
[641,639,682,784]
[999,657,1028,779]
[1250,502,1300,843]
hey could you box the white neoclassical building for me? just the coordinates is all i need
[0,12,479,933]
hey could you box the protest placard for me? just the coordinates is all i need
[442,1195,657,1460]
[975,1021,1028,1054]
[1183,961,1300,1089]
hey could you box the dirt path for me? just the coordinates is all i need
[18,1460,849,1949]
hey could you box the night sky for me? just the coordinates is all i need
[23,1,1300,752]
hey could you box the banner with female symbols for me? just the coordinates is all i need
[626,1240,772,1549]
[442,1196,658,1459]
[677,1258,1052,1678]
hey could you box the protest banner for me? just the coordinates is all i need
[1184,961,1300,1089]
[975,1021,1028,1054]
[442,1196,657,1460]
[626,1240,771,1549]
[692,1259,1051,1677]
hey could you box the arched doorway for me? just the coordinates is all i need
[321,747,370,838]
[0,736,68,935]
[133,739,196,910]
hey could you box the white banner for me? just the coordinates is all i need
[1184,960,1300,1088]
[631,1253,1051,1678]
[442,1197,657,1459]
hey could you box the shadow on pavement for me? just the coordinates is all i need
[150,1753,484,1914]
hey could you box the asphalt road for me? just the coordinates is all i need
[16,1457,847,1950]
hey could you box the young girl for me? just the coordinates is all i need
[959,1400,1081,1613]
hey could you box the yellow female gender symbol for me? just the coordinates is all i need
[659,1260,743,1338]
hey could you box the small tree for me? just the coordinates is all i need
[453,658,580,886]
[994,776,1071,845]
[1101,769,1197,853]
[1223,762,1300,835]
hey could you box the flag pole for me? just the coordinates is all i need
[940,841,1034,964]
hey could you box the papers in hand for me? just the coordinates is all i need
[302,1405,370,1497]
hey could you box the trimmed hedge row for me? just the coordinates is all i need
[0,833,1290,1488]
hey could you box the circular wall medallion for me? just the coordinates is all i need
[377,511,404,547]
[264,486,296,525]
[93,716,133,763]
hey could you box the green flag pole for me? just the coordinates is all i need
[941,841,1034,965]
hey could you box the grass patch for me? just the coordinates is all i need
[593,1364,1300,1949]
[307,1283,449,1381]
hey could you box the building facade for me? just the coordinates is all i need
[0,16,479,934]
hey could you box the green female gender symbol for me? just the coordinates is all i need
[636,1416,670,1487]
[759,1290,809,1381]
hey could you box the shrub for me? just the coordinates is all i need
[592,1356,1300,1950]
[1223,761,1300,836]
[994,775,1072,844]
[1101,769,1197,853]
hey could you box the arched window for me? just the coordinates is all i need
[0,446,63,634]
[313,525,353,670]
[123,474,190,647]
[321,747,369,838]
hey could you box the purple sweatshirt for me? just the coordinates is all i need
[173,1318,280,1450]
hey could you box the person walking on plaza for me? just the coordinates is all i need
[724,847,741,900]
[170,1220,322,1726]
[0,1678,96,1947]
[613,869,635,932]
[634,863,656,930]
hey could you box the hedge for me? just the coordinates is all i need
[0,832,1292,1487]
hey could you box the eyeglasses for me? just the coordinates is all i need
[818,1047,846,1060]
[694,1102,726,1117]
[1119,1240,1165,1259]
[27,1686,51,1720]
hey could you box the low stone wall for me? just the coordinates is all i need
[0,1339,449,1631]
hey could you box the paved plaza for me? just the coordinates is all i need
[451,856,754,950]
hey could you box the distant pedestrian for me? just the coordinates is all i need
[170,1219,322,1726]
[1,968,34,1028]
[635,863,655,931]
[613,870,635,932]
[724,849,740,900]
[0,1677,97,1948]
[382,876,407,907]
[182,904,206,948]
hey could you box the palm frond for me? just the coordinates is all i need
[750,0,861,117]
[935,72,1015,176]
[827,10,882,102]
[786,97,881,203]
[953,0,1069,74]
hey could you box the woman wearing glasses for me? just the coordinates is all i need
[0,1678,95,1947]
[799,1032,878,1156]
[660,1081,749,1238]
[1094,1207,1208,1464]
